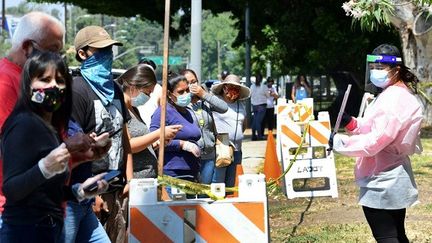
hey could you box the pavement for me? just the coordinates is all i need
[240,129,270,174]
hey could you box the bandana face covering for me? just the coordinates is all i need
[224,86,240,100]
[80,48,115,106]
[31,86,66,112]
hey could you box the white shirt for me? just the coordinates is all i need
[138,83,162,127]
[250,83,269,106]
[266,85,278,108]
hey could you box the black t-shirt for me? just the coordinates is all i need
[1,112,68,225]
[69,76,130,185]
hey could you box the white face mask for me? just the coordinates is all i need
[370,69,391,88]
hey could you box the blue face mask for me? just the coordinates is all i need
[80,48,114,106]
[370,69,391,88]
[131,92,150,107]
[175,93,191,107]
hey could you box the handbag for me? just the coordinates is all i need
[213,102,239,168]
[215,133,234,168]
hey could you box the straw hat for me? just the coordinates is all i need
[211,74,250,100]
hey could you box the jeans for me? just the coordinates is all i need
[0,213,2,230]
[214,150,242,187]
[1,216,64,243]
[252,104,267,139]
[200,159,216,184]
[63,200,110,243]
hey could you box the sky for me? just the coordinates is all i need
[5,0,64,18]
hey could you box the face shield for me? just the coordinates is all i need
[364,54,402,94]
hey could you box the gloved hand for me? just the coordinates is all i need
[340,112,353,128]
[182,141,201,157]
[38,143,70,179]
[73,172,109,201]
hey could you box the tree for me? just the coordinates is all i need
[34,0,399,78]
[342,0,432,82]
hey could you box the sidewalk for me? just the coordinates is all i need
[241,129,270,174]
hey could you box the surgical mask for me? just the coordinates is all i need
[175,93,191,107]
[31,86,66,112]
[370,69,391,88]
[131,92,149,107]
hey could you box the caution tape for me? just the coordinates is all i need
[158,123,310,199]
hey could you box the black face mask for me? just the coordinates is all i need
[31,86,66,112]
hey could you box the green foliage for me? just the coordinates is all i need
[33,0,401,78]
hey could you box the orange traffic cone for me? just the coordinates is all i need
[263,131,282,184]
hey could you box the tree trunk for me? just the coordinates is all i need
[387,1,432,125]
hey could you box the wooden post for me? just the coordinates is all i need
[158,0,171,178]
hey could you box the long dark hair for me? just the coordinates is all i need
[2,52,72,136]
[388,65,419,93]
[117,63,157,91]
[179,69,198,83]
[294,74,310,88]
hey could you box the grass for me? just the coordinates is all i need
[268,137,432,242]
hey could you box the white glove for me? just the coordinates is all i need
[333,133,349,151]
[38,143,70,179]
[182,141,201,157]
[73,173,109,201]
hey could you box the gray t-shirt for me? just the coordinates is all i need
[128,109,157,178]
[212,97,246,151]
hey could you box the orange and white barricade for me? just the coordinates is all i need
[129,175,270,243]
[276,98,314,162]
[276,104,338,199]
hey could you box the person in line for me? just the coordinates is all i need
[332,44,422,243]
[291,74,311,102]
[117,64,182,179]
[136,58,163,127]
[64,26,132,243]
[211,74,250,187]
[0,11,65,228]
[150,73,201,186]
[0,52,110,242]
[250,73,269,140]
[261,77,279,136]
[180,69,228,185]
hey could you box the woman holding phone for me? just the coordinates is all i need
[0,52,109,242]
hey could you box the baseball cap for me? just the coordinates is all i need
[74,25,123,52]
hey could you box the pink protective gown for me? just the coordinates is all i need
[334,84,423,181]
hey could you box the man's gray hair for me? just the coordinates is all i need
[11,11,64,50]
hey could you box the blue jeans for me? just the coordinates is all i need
[252,104,267,139]
[200,159,216,184]
[1,216,64,243]
[63,200,110,243]
[214,150,242,187]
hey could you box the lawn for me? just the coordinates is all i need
[269,137,432,242]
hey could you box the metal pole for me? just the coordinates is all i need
[64,3,67,44]
[158,0,171,177]
[190,0,202,81]
[2,0,6,33]
[217,40,221,75]
[245,2,252,126]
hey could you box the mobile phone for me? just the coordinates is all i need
[97,127,122,138]
[83,170,121,193]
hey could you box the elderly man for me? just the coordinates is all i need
[0,11,64,228]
